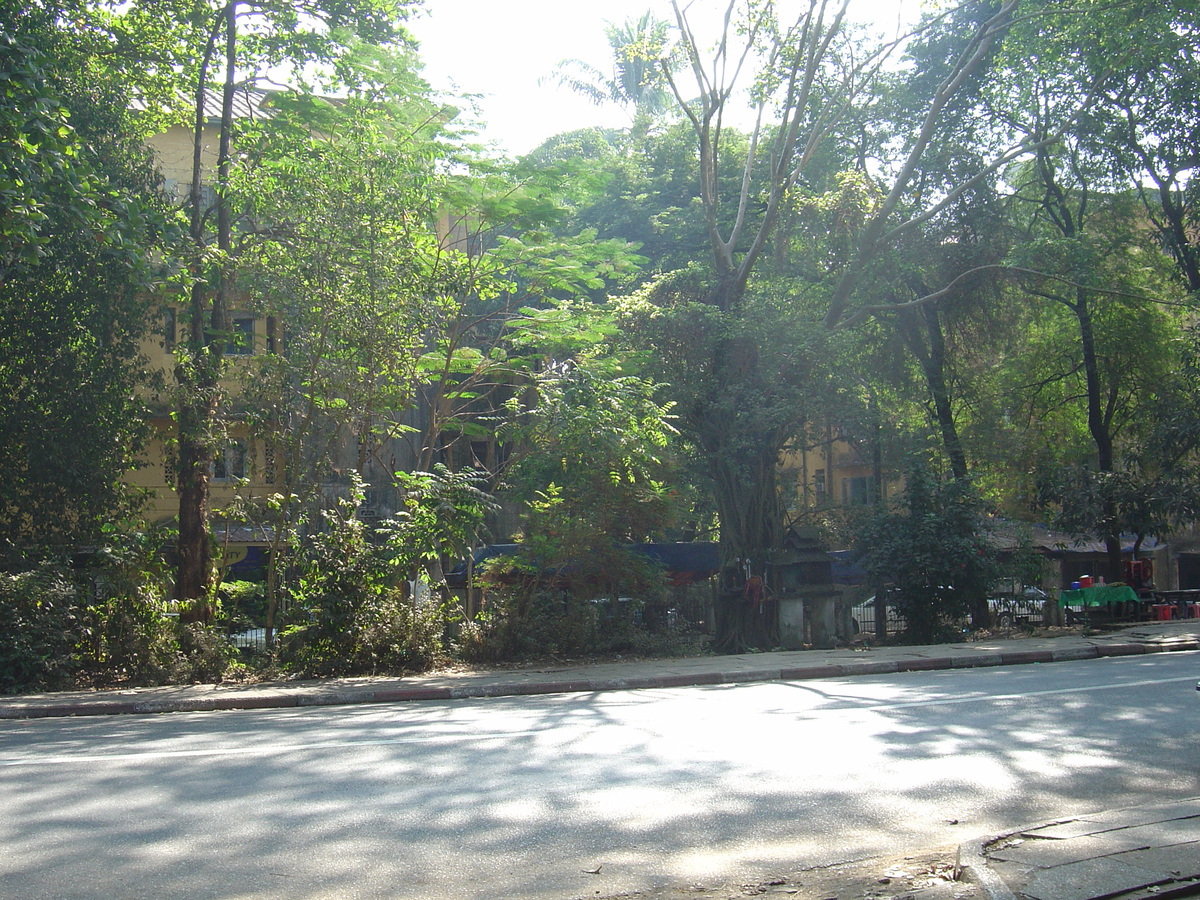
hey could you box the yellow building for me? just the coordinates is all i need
[129,305,278,524]
[129,88,463,541]
[781,428,900,513]
[128,89,280,533]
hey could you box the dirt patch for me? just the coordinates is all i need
[583,848,983,900]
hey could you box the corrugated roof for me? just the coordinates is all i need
[988,519,1164,556]
[133,85,275,122]
[198,85,273,121]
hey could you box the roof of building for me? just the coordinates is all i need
[133,85,276,122]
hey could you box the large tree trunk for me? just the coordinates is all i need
[1156,184,1200,293]
[697,329,789,651]
[710,444,785,653]
[898,302,969,482]
[898,303,990,627]
[1076,290,1124,584]
[174,346,219,611]
[174,2,236,609]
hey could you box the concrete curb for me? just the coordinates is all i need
[2,637,1196,719]
[955,836,1019,900]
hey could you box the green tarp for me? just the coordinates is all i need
[1058,584,1139,607]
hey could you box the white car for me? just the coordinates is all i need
[988,587,1048,628]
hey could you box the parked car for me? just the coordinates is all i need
[988,587,1048,628]
[852,586,1049,634]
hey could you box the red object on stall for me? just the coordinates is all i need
[1124,558,1154,590]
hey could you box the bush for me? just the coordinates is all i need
[454,588,598,662]
[0,565,78,693]
[219,579,267,634]
[857,459,1001,645]
[169,623,240,684]
[277,494,448,677]
[0,531,246,692]
[72,535,186,686]
[280,589,447,677]
[455,583,706,664]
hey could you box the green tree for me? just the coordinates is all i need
[525,121,749,279]
[639,0,1036,650]
[168,0,419,610]
[858,458,1001,644]
[228,64,484,639]
[1057,1,1200,292]
[990,0,1190,581]
[546,12,676,139]
[503,301,679,550]
[856,0,1016,491]
[0,1,173,551]
[224,56,643,642]
[464,301,682,657]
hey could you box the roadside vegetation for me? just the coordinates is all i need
[4,0,1200,693]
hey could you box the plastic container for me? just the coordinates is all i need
[1071,580,1082,590]
[1079,575,1093,588]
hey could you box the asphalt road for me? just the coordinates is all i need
[2,652,1197,900]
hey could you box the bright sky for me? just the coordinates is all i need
[411,0,918,157]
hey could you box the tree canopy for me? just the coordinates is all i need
[6,0,1200,685]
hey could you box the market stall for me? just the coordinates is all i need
[1058,583,1140,621]
[1149,590,1200,620]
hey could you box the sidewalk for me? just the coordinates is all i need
[2,620,1198,900]
[958,797,1200,900]
[2,620,1196,719]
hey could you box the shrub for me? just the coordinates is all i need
[278,491,448,677]
[219,579,267,635]
[857,459,1004,644]
[0,565,78,693]
[455,581,706,664]
[454,588,599,662]
[0,529,244,692]
[170,623,240,684]
[73,534,184,686]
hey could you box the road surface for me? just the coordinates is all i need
[1,652,1196,899]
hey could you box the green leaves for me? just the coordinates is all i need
[502,349,679,554]
[0,7,175,550]
[0,30,89,278]
[858,460,1005,643]
[384,465,498,567]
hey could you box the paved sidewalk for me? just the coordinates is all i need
[1,620,1196,719]
[958,797,1200,900]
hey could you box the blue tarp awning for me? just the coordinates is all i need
[828,549,869,585]
[446,542,721,588]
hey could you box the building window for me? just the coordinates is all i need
[213,442,247,481]
[841,475,875,506]
[226,317,255,355]
[181,182,219,215]
[814,468,826,500]
[263,443,277,484]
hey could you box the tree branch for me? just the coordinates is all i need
[833,265,1162,329]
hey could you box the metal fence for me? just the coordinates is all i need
[229,628,268,652]
[848,597,906,638]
